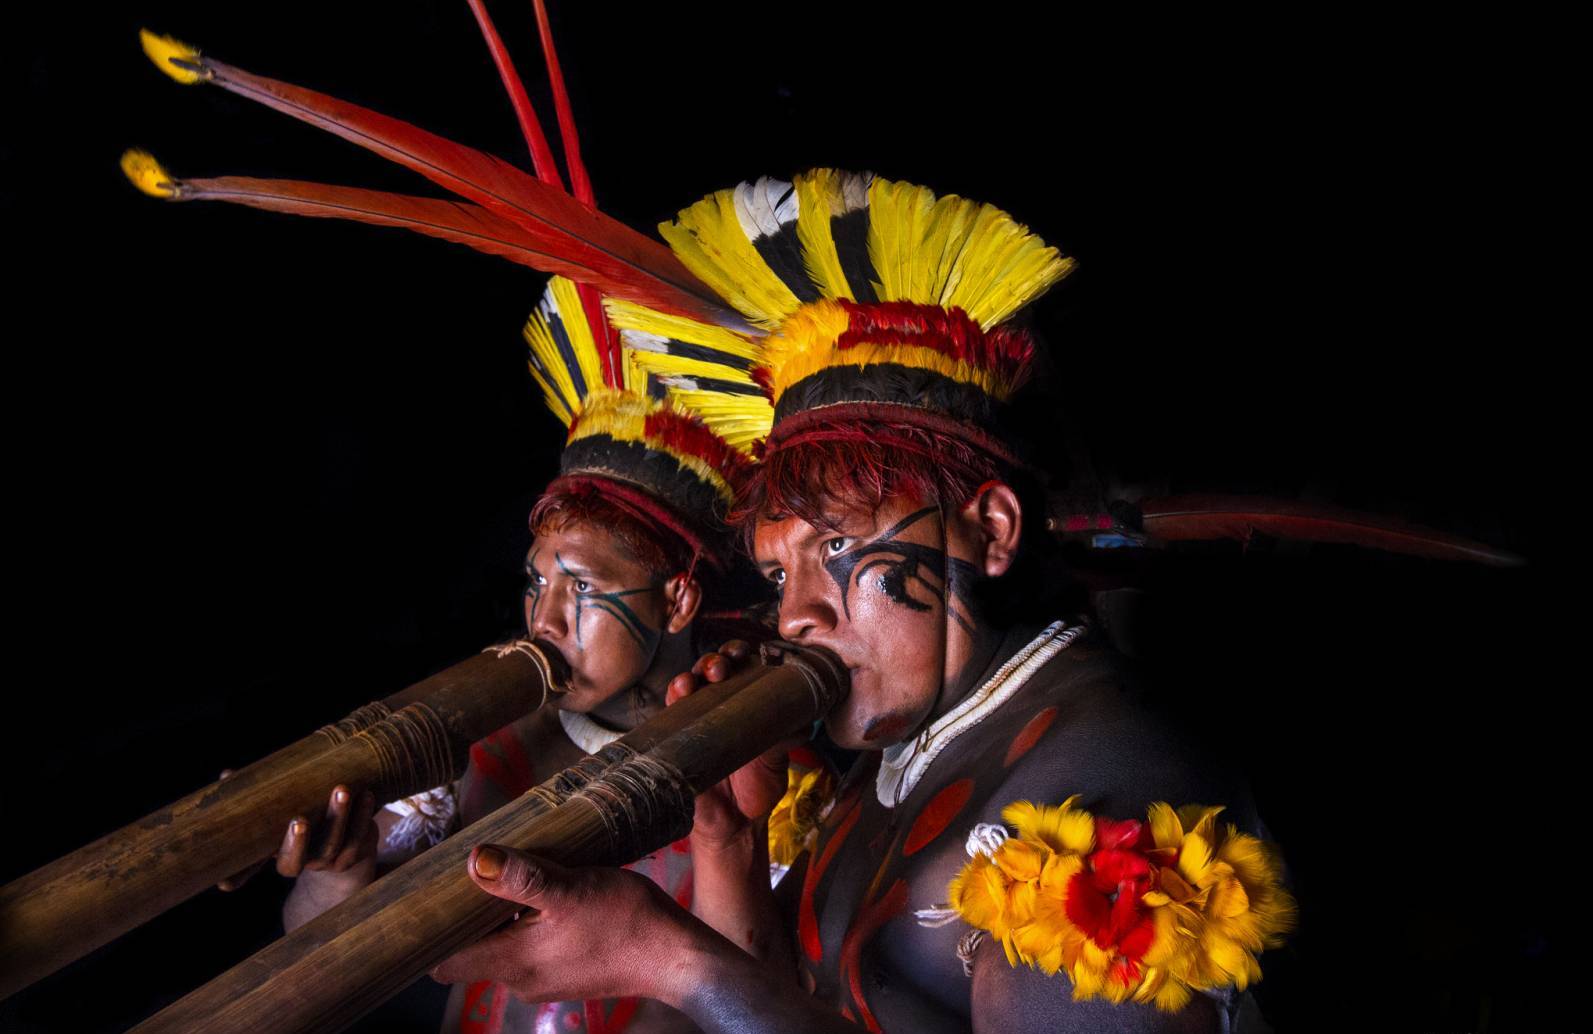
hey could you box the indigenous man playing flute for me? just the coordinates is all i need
[431,171,1296,1032]
[254,276,788,1034]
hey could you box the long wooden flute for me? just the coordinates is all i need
[0,639,566,999]
[129,641,847,1034]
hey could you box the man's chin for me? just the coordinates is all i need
[825,703,923,751]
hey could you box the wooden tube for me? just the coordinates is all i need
[130,642,848,1034]
[0,639,566,1000]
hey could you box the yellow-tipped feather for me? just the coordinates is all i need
[659,187,799,330]
[794,169,855,301]
[139,28,205,85]
[867,176,1074,329]
[119,149,177,198]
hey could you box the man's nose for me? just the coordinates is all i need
[776,571,838,642]
[529,595,569,640]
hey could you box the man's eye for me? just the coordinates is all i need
[575,580,592,593]
[770,569,786,587]
[824,538,852,556]
[530,573,547,586]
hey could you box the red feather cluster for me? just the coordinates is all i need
[644,409,754,487]
[836,300,1037,388]
[1064,818,1164,986]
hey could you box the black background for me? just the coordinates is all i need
[3,3,1567,1031]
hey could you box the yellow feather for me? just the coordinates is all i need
[605,298,761,363]
[793,169,855,300]
[659,187,800,330]
[139,28,205,85]
[865,176,1074,329]
[549,277,605,400]
[567,390,737,505]
[523,307,579,427]
[119,149,177,199]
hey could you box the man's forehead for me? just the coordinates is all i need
[528,523,637,577]
[752,505,888,558]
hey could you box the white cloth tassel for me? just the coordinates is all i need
[382,784,457,855]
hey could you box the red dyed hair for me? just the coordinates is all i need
[530,482,695,579]
[730,417,1008,536]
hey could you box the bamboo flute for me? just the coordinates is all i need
[129,642,847,1034]
[0,639,566,999]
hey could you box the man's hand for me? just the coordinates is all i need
[274,783,380,879]
[431,844,699,1005]
[666,641,792,846]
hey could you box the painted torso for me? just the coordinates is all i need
[442,707,698,1034]
[793,630,1251,1033]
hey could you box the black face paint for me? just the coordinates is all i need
[822,506,980,633]
[557,553,662,652]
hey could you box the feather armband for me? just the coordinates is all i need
[935,796,1295,1012]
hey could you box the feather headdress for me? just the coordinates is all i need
[126,7,762,564]
[619,169,1077,464]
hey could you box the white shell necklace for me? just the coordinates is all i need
[875,620,1086,808]
[558,708,626,755]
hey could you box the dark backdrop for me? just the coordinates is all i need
[4,3,1566,1032]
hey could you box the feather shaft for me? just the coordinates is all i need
[177,52,744,328]
[1137,494,1524,567]
[531,0,593,205]
[464,0,564,188]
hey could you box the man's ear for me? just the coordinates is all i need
[963,482,1023,577]
[662,573,703,634]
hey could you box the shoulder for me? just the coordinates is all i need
[991,635,1253,829]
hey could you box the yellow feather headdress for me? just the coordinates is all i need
[628,170,1077,455]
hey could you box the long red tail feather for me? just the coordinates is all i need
[464,0,563,189]
[1137,494,1524,567]
[531,0,593,206]
[178,52,745,329]
[170,176,681,294]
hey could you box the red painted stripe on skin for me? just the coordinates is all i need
[840,879,909,1033]
[586,996,640,1034]
[1004,706,1060,767]
[467,740,516,802]
[800,791,863,963]
[903,778,975,856]
[493,727,538,795]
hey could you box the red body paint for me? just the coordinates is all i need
[1003,706,1059,767]
[903,778,974,856]
[839,879,909,1033]
[800,792,862,963]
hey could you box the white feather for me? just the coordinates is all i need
[841,171,874,212]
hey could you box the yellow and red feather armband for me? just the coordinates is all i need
[943,796,1296,1012]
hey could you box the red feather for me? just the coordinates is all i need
[531,0,594,206]
[464,0,563,188]
[184,53,744,329]
[1138,494,1524,567]
[170,176,673,292]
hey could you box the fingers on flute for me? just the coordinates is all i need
[718,639,752,661]
[331,791,379,872]
[277,816,311,877]
[308,786,354,868]
[666,671,698,706]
